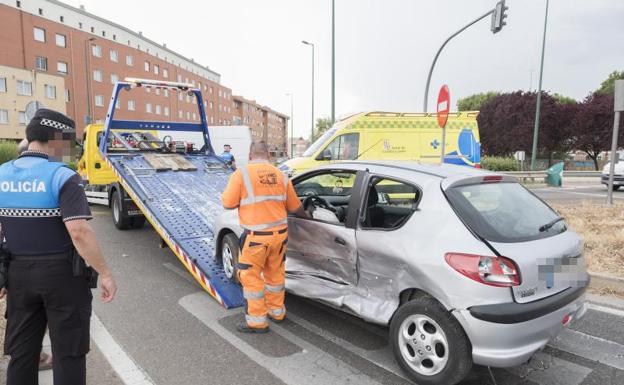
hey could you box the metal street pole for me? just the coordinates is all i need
[84,37,96,125]
[423,9,494,112]
[302,41,315,142]
[331,0,335,123]
[607,79,624,205]
[285,93,294,158]
[530,0,549,171]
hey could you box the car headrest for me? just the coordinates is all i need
[368,185,379,207]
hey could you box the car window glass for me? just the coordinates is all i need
[361,177,420,230]
[295,171,356,197]
[303,127,337,157]
[324,133,359,160]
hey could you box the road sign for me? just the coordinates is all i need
[437,85,450,128]
[437,85,450,163]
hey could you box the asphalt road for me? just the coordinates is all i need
[532,184,624,204]
[85,205,624,385]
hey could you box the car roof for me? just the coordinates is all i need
[332,160,493,178]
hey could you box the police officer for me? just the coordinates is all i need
[221,141,308,333]
[0,109,117,385]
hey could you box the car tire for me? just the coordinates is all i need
[220,233,240,283]
[390,295,472,385]
[614,185,621,191]
[111,189,132,230]
[131,216,146,229]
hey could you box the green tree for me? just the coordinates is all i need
[457,92,499,111]
[312,117,333,141]
[553,93,577,105]
[595,70,624,95]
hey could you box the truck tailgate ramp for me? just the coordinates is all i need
[100,79,244,308]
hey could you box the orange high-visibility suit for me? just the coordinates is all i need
[221,161,302,329]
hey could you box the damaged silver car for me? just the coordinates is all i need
[214,161,589,385]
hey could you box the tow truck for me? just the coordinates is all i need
[98,78,244,308]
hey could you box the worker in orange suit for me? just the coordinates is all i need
[221,141,308,333]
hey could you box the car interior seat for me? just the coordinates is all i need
[364,185,385,228]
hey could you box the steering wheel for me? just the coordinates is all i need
[302,196,336,213]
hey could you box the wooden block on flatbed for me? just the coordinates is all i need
[142,153,197,171]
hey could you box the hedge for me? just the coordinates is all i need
[480,156,519,172]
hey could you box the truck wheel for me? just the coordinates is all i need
[389,296,472,385]
[220,233,240,283]
[112,189,132,230]
[131,216,146,229]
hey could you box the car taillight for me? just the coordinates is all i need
[445,253,521,287]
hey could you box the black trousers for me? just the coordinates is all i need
[4,259,92,385]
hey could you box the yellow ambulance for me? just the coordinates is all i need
[279,111,481,176]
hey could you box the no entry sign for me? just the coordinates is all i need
[437,85,450,128]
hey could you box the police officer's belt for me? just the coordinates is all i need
[11,252,71,261]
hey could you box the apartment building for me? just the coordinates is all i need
[232,95,288,157]
[0,64,66,139]
[0,0,287,144]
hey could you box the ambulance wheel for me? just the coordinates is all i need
[112,189,132,230]
[131,216,146,229]
[220,233,240,283]
[390,295,472,385]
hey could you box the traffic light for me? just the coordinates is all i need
[491,0,509,33]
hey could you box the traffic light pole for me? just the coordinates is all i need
[530,0,549,171]
[423,10,494,112]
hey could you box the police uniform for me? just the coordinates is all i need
[0,114,93,384]
[221,160,302,331]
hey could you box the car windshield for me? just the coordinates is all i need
[445,182,566,243]
[302,127,338,157]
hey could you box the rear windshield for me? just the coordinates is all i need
[445,182,566,243]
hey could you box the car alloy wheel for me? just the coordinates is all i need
[398,314,449,376]
[222,242,235,280]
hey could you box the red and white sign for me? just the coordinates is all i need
[437,85,450,128]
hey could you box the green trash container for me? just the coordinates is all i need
[545,162,564,187]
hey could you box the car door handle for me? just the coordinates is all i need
[334,237,346,246]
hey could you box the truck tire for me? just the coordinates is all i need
[220,233,240,283]
[131,216,146,229]
[389,295,472,385]
[112,189,132,230]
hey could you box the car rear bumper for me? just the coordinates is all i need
[452,290,587,367]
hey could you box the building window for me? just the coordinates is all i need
[35,56,48,71]
[90,27,95,33]
[146,103,152,113]
[110,73,119,84]
[44,85,56,99]
[0,77,6,93]
[153,64,159,75]
[164,107,170,116]
[113,34,116,41]
[178,93,183,101]
[93,70,103,82]
[16,1,21,8]
[115,100,120,109]
[126,55,134,66]
[186,111,190,120]
[218,105,222,112]
[57,61,68,74]
[55,33,66,47]
[94,95,104,107]
[128,100,135,111]
[92,44,102,57]
[178,110,183,118]
[144,61,150,72]
[209,101,213,109]
[59,15,64,23]
[185,94,190,103]
[210,116,214,124]
[19,111,28,125]
[155,88,160,96]
[38,8,43,15]
[33,27,45,42]
[16,80,32,96]
[192,112,196,120]
[110,49,118,62]
[163,69,168,78]
[155,105,161,115]
[163,89,169,97]
[146,87,151,93]
[177,74,182,82]
[101,31,106,37]
[65,89,71,102]
[0,109,8,124]
[79,22,83,29]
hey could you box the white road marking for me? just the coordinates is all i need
[91,313,156,385]
[550,328,624,371]
[587,303,624,318]
[179,292,382,385]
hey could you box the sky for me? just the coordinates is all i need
[63,0,624,139]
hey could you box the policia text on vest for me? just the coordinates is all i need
[0,109,117,385]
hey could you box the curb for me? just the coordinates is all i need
[589,272,624,285]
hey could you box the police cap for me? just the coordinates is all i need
[26,108,76,143]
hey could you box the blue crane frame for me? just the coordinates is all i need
[99,79,245,308]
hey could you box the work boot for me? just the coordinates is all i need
[268,315,285,324]
[236,321,269,334]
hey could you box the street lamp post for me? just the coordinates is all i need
[285,93,294,158]
[302,41,315,142]
[530,0,549,171]
[84,37,96,125]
